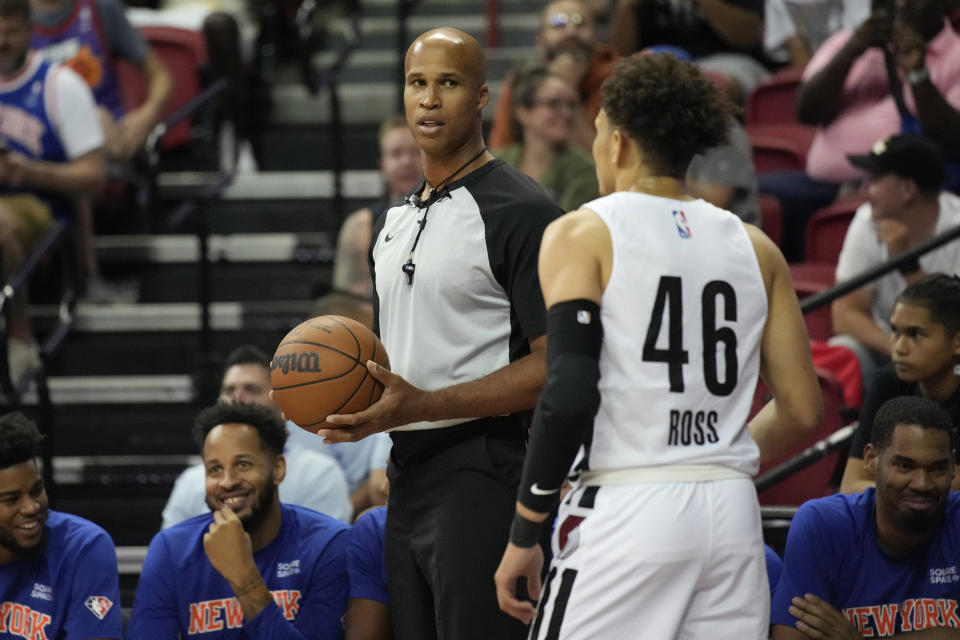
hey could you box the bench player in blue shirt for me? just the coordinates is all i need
[773,396,960,638]
[128,402,350,639]
[0,412,122,640]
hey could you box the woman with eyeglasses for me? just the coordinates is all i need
[494,62,599,212]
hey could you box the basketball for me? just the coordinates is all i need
[270,315,390,432]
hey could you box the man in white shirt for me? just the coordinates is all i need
[832,134,960,386]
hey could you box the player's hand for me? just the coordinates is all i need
[874,218,910,257]
[494,542,544,625]
[789,594,862,639]
[318,361,430,441]
[202,507,258,585]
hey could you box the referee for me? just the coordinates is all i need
[321,27,562,640]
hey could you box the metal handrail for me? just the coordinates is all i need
[759,221,960,500]
[799,221,960,313]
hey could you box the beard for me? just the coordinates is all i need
[893,494,948,535]
[206,485,277,535]
[0,519,48,559]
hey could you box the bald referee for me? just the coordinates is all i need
[320,27,562,640]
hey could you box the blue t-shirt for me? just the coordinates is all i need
[765,544,783,597]
[772,489,960,636]
[0,510,122,640]
[346,507,387,604]
[128,504,350,639]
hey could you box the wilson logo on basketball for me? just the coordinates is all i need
[271,353,323,375]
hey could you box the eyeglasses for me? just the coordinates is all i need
[531,97,579,111]
[547,11,585,28]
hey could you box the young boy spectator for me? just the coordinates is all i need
[839,273,960,493]
[831,135,960,386]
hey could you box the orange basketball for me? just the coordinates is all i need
[270,315,390,432]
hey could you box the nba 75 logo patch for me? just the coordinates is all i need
[673,210,691,239]
[84,596,113,620]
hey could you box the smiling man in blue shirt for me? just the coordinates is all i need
[129,402,350,639]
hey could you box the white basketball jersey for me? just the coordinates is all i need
[585,192,767,477]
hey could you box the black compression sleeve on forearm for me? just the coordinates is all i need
[518,299,603,514]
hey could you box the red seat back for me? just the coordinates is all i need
[758,194,783,247]
[747,123,816,173]
[116,26,207,150]
[753,368,848,506]
[804,195,867,265]
[790,262,835,341]
[746,67,804,126]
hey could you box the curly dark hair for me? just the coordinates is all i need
[0,412,43,470]
[896,273,960,336]
[872,396,955,452]
[601,53,735,178]
[192,402,288,457]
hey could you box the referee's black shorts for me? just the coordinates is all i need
[385,417,533,640]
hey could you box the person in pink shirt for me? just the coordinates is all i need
[758,0,960,262]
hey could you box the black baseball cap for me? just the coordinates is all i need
[847,134,945,191]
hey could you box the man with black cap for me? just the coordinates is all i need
[832,133,960,385]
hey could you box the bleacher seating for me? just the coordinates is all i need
[804,194,867,265]
[746,67,804,127]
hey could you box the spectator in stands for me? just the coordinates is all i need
[29,0,172,161]
[771,396,960,639]
[345,506,389,640]
[686,118,760,225]
[839,273,960,494]
[30,0,173,302]
[329,114,422,308]
[489,0,618,150]
[0,0,105,381]
[831,134,960,386]
[0,412,123,638]
[761,0,960,261]
[162,345,353,526]
[763,0,870,68]
[493,62,598,212]
[129,402,350,638]
[608,0,769,103]
[125,0,265,172]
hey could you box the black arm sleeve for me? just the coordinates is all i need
[518,299,603,513]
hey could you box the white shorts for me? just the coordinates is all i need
[531,478,768,640]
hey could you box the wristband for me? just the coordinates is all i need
[897,257,921,275]
[508,512,543,548]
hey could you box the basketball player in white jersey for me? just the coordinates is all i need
[494,53,824,638]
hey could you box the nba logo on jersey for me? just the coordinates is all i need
[84,595,113,620]
[673,210,691,238]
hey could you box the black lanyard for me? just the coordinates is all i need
[402,147,488,285]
